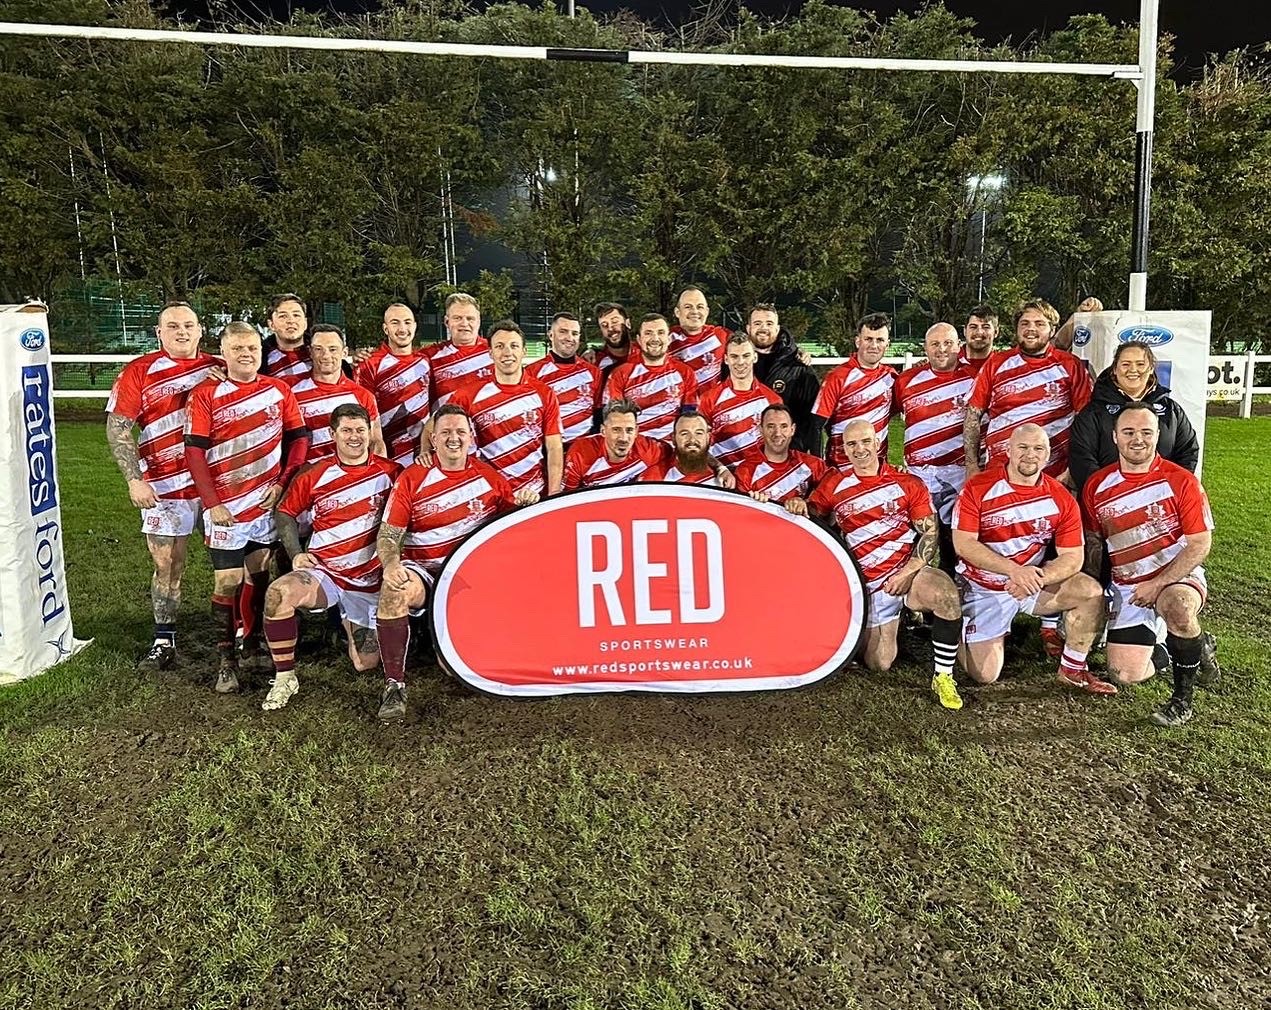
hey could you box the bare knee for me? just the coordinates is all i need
[377,586,410,621]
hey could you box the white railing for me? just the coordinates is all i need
[46,352,1271,417]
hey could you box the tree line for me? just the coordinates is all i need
[1,0,1269,351]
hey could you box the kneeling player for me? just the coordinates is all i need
[809,421,964,709]
[952,423,1112,695]
[1083,405,1216,726]
[261,405,401,711]
[374,405,538,720]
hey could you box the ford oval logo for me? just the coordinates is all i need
[431,485,868,697]
[19,327,46,351]
[1073,325,1092,347]
[1117,324,1174,347]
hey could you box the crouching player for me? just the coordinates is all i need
[1083,404,1216,727]
[808,420,965,710]
[373,405,539,720]
[260,405,402,711]
[952,423,1112,695]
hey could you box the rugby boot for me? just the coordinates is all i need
[1198,632,1221,689]
[377,681,407,721]
[931,672,964,711]
[137,640,176,674]
[262,671,300,712]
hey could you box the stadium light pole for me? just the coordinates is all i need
[1129,0,1159,312]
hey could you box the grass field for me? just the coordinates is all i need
[2,418,1269,1010]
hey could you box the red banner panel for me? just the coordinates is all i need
[431,485,867,696]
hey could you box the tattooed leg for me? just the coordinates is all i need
[347,621,381,673]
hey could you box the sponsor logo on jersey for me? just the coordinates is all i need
[431,486,867,697]
[1117,324,1174,347]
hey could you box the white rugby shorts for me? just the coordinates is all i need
[960,579,1043,644]
[141,498,199,538]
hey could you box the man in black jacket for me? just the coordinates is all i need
[747,303,823,454]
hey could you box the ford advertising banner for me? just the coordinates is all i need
[1071,310,1212,471]
[0,304,91,684]
[431,485,868,697]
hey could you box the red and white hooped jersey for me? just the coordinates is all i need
[384,459,516,575]
[261,341,312,387]
[526,355,602,443]
[809,463,934,589]
[291,374,381,464]
[953,467,1084,590]
[354,344,431,466]
[562,435,674,490]
[669,324,729,387]
[813,356,897,468]
[595,344,632,378]
[278,455,401,591]
[735,451,829,504]
[967,345,1093,477]
[960,351,991,376]
[639,460,722,486]
[697,377,783,467]
[423,338,494,408]
[603,359,698,441]
[184,375,305,522]
[106,350,220,500]
[1082,455,1213,586]
[449,375,563,493]
[894,360,977,468]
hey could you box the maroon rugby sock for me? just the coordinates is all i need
[377,616,410,685]
[264,615,299,675]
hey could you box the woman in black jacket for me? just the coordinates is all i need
[1069,340,1200,495]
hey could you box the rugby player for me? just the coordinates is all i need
[293,323,385,463]
[562,400,674,490]
[444,321,564,495]
[261,405,401,712]
[668,286,730,386]
[735,404,828,516]
[604,313,698,442]
[808,420,964,710]
[640,410,727,485]
[747,303,823,453]
[261,292,312,386]
[106,301,220,672]
[374,405,538,719]
[961,304,998,374]
[812,312,897,468]
[184,321,310,693]
[424,292,494,407]
[952,423,1113,695]
[1082,405,1217,726]
[353,303,431,466]
[526,312,602,445]
[696,333,783,468]
[590,301,633,378]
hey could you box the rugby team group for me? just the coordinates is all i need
[104,288,1219,725]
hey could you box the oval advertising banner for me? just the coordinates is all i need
[431,484,868,697]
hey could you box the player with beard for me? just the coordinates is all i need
[735,404,828,516]
[952,423,1112,696]
[374,405,538,719]
[697,333,783,468]
[106,301,221,672]
[563,399,674,489]
[640,410,727,485]
[669,287,730,387]
[292,324,385,463]
[1082,405,1217,727]
[589,301,633,378]
[526,312,602,445]
[961,304,998,375]
[813,312,898,468]
[746,303,822,453]
[261,405,401,712]
[424,292,494,407]
[808,421,964,710]
[604,313,698,442]
[354,303,431,467]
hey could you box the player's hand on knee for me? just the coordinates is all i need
[293,552,318,570]
[128,479,157,509]
[209,505,235,526]
[1130,578,1163,608]
[384,562,411,592]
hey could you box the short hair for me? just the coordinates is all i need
[677,286,708,303]
[967,303,998,325]
[1111,339,1159,376]
[156,300,197,326]
[857,312,891,334]
[383,301,414,317]
[760,403,794,425]
[673,408,709,432]
[638,312,668,330]
[487,319,525,341]
[310,322,345,342]
[1117,402,1159,425]
[1014,298,1060,328]
[749,302,779,319]
[726,332,755,348]
[432,403,471,425]
[444,292,480,312]
[551,312,580,325]
[330,403,370,429]
[221,320,259,342]
[602,398,640,423]
[593,301,629,320]
[268,292,307,317]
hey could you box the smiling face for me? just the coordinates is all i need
[842,420,880,476]
[490,328,525,381]
[548,317,582,358]
[674,289,709,335]
[1006,424,1050,482]
[747,308,780,350]
[1015,308,1054,356]
[672,413,711,463]
[760,407,795,458]
[1114,346,1154,397]
[445,300,481,346]
[924,323,961,372]
[1112,407,1159,468]
[383,305,416,354]
[964,314,997,357]
[156,305,202,360]
[725,338,757,383]
[332,414,371,464]
[221,326,262,381]
[310,330,346,382]
[638,319,670,364]
[597,309,629,349]
[431,412,474,469]
[601,410,638,460]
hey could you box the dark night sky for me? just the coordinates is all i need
[180,2,1271,76]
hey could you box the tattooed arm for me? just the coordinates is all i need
[1083,529,1105,580]
[276,511,316,568]
[963,410,986,479]
[881,514,939,597]
[106,412,156,508]
[378,521,411,592]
